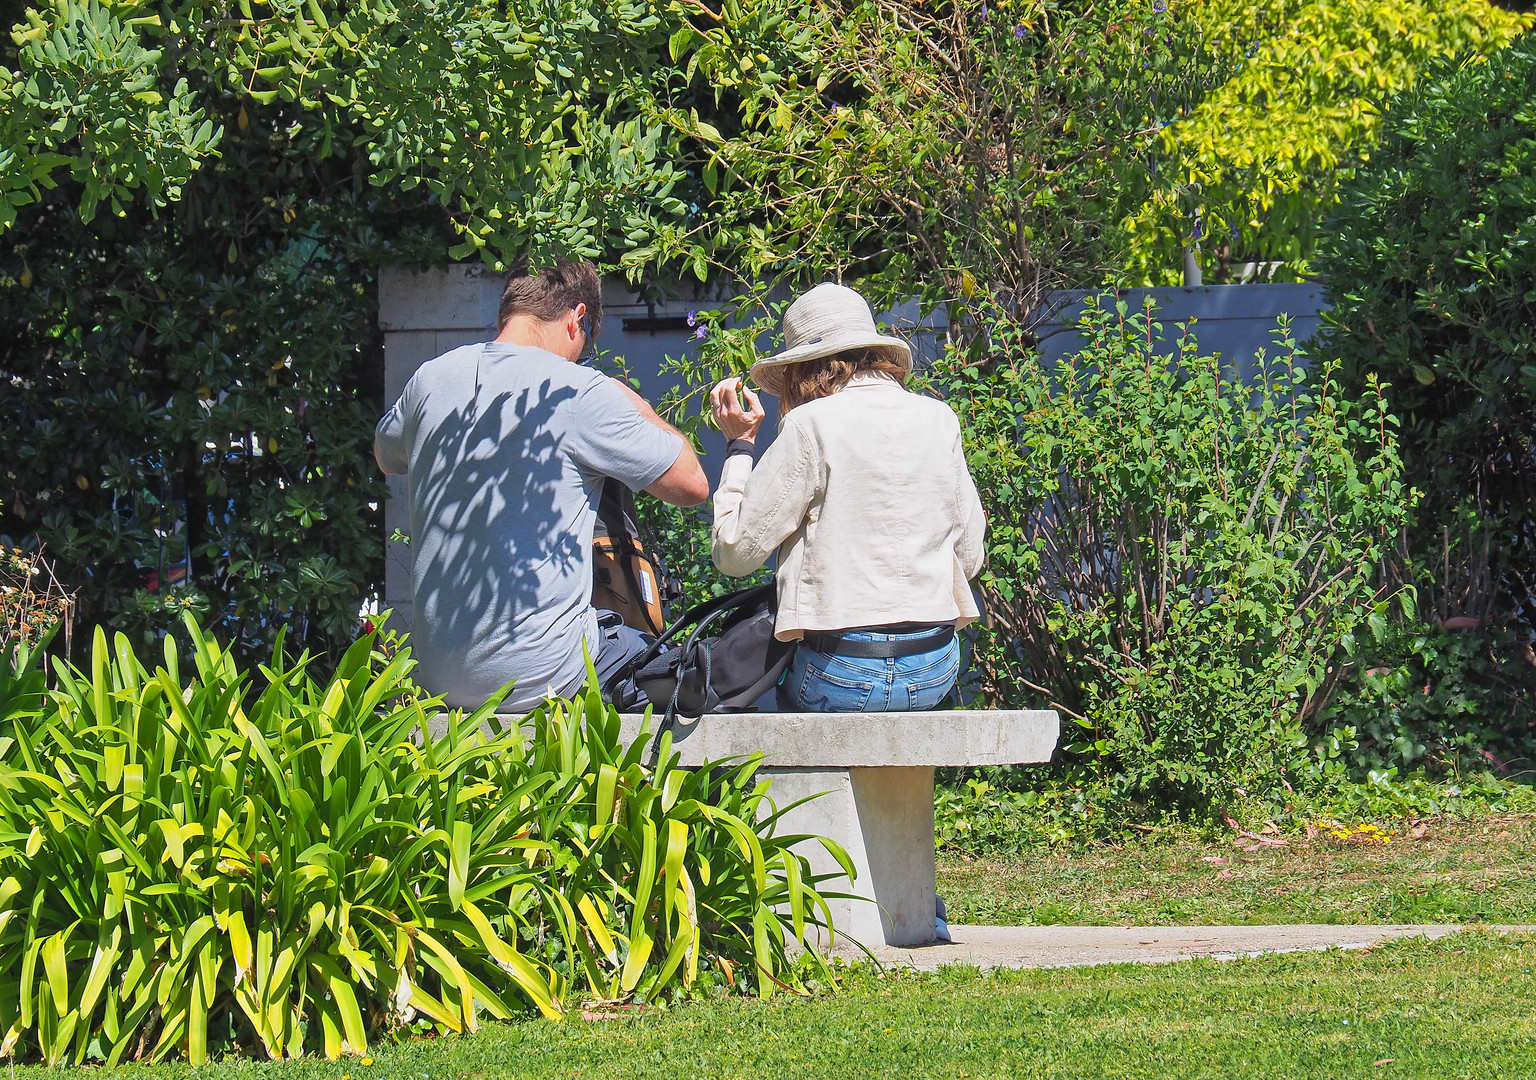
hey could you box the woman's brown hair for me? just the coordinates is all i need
[776,348,909,412]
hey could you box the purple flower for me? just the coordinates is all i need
[1153,0,1167,10]
[686,310,697,327]
[694,326,708,340]
[1014,23,1027,36]
[979,2,988,19]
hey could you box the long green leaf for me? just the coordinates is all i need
[448,819,471,911]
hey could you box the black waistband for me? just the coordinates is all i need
[801,624,956,659]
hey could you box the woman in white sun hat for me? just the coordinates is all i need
[709,281,986,712]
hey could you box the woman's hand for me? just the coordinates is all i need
[710,377,765,443]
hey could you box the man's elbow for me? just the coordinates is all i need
[675,472,709,507]
[675,454,710,505]
[647,461,709,507]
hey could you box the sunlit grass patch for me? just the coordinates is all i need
[21,932,1531,1080]
[940,815,1536,926]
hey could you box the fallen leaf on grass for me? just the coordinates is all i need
[1217,868,1238,880]
[1226,816,1286,846]
[1374,1060,1395,1067]
[1202,856,1229,865]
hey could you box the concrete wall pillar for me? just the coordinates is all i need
[378,265,505,632]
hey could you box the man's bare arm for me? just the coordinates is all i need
[612,378,709,507]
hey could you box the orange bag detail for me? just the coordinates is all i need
[592,479,675,636]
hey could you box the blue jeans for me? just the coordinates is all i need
[778,629,961,712]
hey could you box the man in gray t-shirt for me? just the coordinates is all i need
[374,259,706,712]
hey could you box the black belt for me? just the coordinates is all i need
[800,625,955,659]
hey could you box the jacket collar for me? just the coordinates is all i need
[841,372,901,390]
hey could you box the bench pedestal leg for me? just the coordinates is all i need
[760,765,936,949]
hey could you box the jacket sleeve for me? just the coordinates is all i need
[712,417,819,578]
[953,425,987,579]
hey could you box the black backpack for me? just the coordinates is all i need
[606,580,797,728]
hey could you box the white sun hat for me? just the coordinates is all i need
[749,282,913,396]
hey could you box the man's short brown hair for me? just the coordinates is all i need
[497,257,603,339]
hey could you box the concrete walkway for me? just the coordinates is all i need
[858,924,1536,971]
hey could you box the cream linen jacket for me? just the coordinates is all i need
[712,373,986,641]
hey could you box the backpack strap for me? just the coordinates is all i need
[594,478,668,635]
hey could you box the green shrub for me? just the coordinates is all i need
[1280,767,1536,825]
[0,616,842,1065]
[603,301,780,611]
[929,295,1414,811]
[631,500,771,610]
[934,772,1133,853]
[1307,623,1536,782]
[0,98,454,669]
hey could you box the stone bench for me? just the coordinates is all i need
[618,710,1059,950]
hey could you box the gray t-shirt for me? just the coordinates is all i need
[375,342,681,712]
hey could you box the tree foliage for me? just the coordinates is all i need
[689,0,1529,313]
[1121,0,1532,283]
[1317,29,1536,623]
[702,0,1233,315]
[0,0,815,270]
[5,0,1526,293]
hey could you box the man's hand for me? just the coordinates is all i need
[612,377,709,507]
[710,377,765,444]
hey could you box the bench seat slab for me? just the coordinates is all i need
[615,710,1058,768]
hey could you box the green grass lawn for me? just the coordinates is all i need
[939,814,1536,926]
[45,932,1536,1080]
